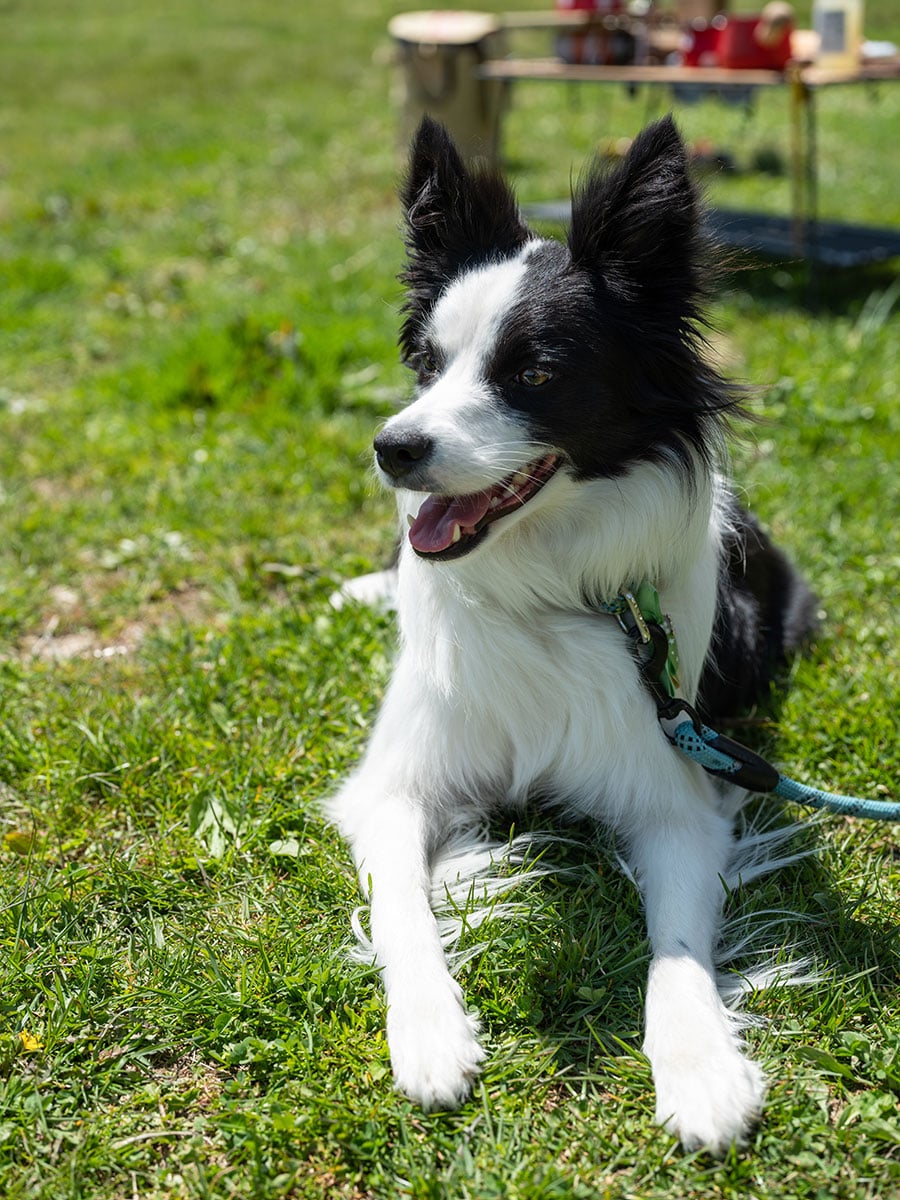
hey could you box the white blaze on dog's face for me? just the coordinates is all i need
[388,252,542,490]
[376,250,565,561]
[375,116,725,563]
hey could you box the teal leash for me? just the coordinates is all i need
[595,586,900,822]
[666,715,900,821]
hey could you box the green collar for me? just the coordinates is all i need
[589,581,681,700]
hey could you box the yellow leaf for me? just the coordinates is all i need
[4,830,34,856]
[19,1031,43,1052]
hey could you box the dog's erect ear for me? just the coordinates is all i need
[399,118,530,354]
[567,116,706,307]
[402,117,529,267]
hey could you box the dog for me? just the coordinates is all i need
[329,115,818,1152]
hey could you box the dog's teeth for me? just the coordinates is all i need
[406,513,415,528]
[451,524,462,543]
[512,472,529,488]
[489,497,501,509]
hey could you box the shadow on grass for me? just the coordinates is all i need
[467,784,900,1096]
[721,257,900,316]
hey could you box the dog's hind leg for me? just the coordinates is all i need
[330,775,485,1110]
[628,798,766,1153]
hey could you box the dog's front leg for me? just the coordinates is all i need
[628,803,765,1153]
[334,777,484,1110]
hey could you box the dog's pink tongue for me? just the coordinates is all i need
[408,490,493,553]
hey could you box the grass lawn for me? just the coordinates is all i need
[0,1,898,1196]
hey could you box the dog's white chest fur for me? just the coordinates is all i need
[387,536,713,825]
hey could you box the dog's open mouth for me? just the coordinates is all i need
[407,453,561,561]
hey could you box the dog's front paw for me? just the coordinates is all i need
[386,983,485,1111]
[652,1042,766,1154]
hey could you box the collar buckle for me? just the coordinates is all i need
[619,589,652,643]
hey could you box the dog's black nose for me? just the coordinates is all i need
[374,430,433,480]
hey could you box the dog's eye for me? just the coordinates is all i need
[515,367,552,388]
[414,351,439,381]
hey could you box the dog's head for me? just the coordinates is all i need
[375,116,735,563]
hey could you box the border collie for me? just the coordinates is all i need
[330,116,817,1152]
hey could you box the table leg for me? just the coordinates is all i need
[790,73,819,260]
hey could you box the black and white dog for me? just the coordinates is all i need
[330,116,817,1151]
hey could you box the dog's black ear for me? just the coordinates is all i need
[567,116,707,309]
[399,118,530,355]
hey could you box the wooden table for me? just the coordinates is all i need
[475,51,900,265]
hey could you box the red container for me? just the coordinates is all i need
[717,15,793,70]
[555,0,624,12]
[681,16,727,67]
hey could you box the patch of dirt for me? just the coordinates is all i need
[150,1051,226,1111]
[20,583,222,661]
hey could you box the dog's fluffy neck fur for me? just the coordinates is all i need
[395,453,722,703]
[397,450,719,611]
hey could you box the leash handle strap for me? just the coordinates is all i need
[665,715,779,793]
[667,717,900,822]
